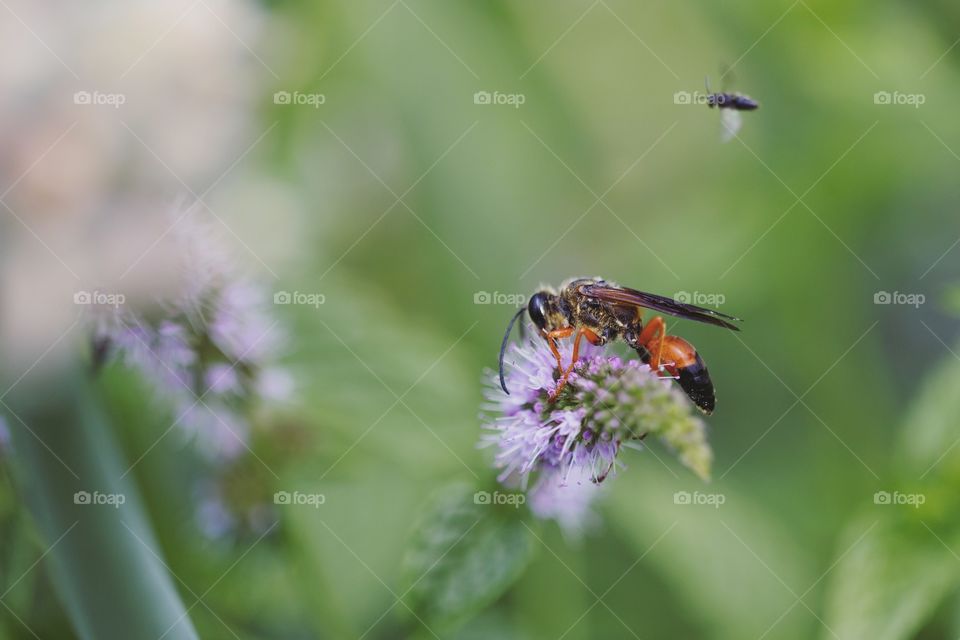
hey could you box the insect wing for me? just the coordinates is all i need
[579,284,741,330]
[720,109,742,142]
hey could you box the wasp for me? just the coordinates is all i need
[499,277,740,414]
[705,76,758,142]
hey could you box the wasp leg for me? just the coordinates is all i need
[550,327,601,399]
[637,316,669,371]
[639,324,717,415]
[541,327,574,372]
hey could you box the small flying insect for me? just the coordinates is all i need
[705,75,759,142]
[499,277,741,414]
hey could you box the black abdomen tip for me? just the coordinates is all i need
[676,354,716,415]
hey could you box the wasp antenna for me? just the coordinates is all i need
[498,307,526,394]
[704,75,712,93]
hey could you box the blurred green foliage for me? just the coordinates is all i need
[5,0,960,638]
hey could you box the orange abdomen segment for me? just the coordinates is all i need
[658,336,698,371]
[658,337,716,415]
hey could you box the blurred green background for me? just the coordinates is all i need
[4,0,960,638]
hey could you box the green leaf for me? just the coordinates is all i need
[822,514,960,640]
[400,483,536,629]
[823,346,960,640]
[898,347,960,479]
[4,367,199,640]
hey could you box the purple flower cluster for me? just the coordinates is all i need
[482,334,712,535]
[90,215,291,459]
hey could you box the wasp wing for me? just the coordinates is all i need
[720,109,742,143]
[579,284,741,331]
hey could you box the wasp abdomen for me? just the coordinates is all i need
[676,353,715,415]
[636,335,716,415]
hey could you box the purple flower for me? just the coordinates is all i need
[527,465,602,538]
[481,334,712,535]
[88,210,288,459]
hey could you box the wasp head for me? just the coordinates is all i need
[527,291,568,333]
[499,290,570,395]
